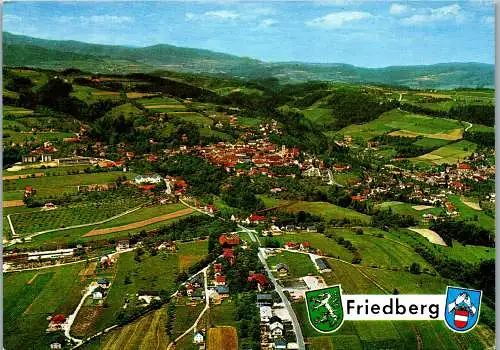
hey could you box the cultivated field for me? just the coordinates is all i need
[84,208,193,236]
[78,308,169,350]
[8,196,143,236]
[207,327,238,350]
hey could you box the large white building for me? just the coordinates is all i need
[134,174,163,184]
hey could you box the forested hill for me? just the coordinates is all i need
[4,32,494,89]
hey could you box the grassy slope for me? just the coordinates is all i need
[4,263,89,349]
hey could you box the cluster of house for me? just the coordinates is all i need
[21,142,57,163]
[132,174,188,195]
[257,294,299,350]
[92,278,111,301]
[160,138,301,175]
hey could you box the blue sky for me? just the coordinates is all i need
[4,1,495,68]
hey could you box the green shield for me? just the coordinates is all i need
[305,285,344,333]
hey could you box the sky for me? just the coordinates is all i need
[3,1,495,68]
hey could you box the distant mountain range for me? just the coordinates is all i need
[3,32,494,89]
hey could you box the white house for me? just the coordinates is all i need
[260,306,273,323]
[50,343,62,349]
[270,320,284,337]
[193,331,205,344]
[92,291,103,300]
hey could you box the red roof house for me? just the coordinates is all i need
[300,242,311,250]
[247,273,269,288]
[219,234,240,248]
[214,263,222,274]
[50,314,66,324]
[247,213,266,224]
[140,184,156,191]
[215,276,226,286]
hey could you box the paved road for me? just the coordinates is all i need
[258,248,306,350]
[237,224,259,244]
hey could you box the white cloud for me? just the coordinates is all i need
[312,0,355,6]
[483,16,494,24]
[55,15,134,25]
[389,4,408,15]
[4,14,22,23]
[204,10,240,20]
[259,18,278,27]
[88,15,134,24]
[401,4,466,25]
[306,11,372,28]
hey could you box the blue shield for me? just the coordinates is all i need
[444,286,482,333]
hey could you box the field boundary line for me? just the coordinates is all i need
[7,214,17,237]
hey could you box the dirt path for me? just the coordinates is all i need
[84,208,194,237]
[27,273,39,285]
[3,200,25,208]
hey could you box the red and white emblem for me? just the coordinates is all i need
[454,310,469,328]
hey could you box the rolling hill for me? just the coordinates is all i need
[4,32,494,89]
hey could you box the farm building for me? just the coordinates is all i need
[315,258,331,273]
[27,248,75,261]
